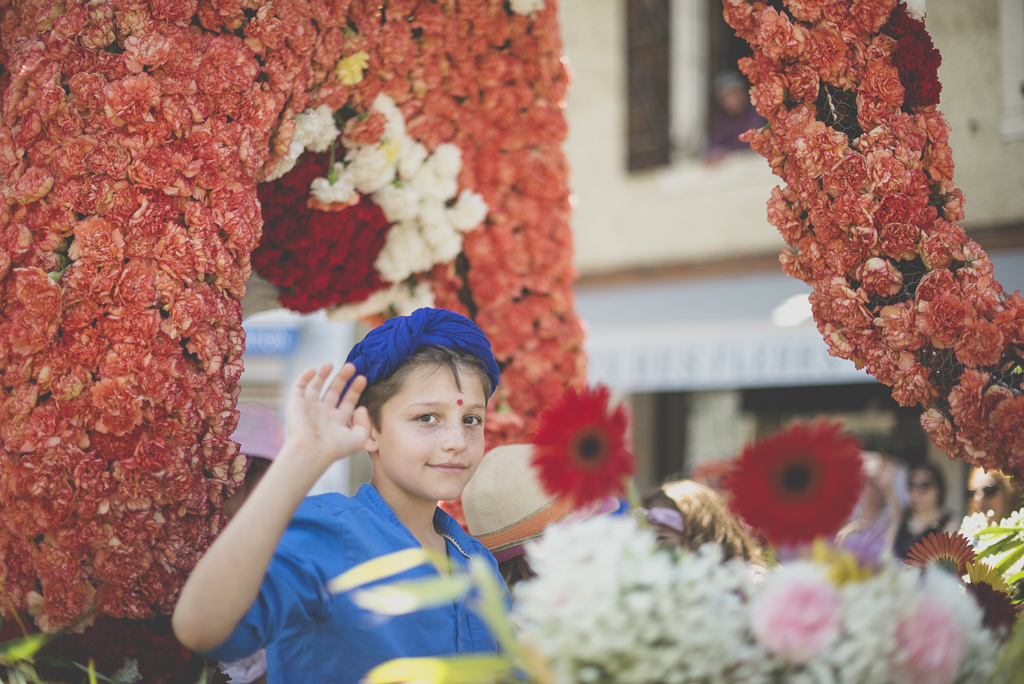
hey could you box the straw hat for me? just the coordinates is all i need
[462,443,624,562]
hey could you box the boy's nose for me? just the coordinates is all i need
[439,420,467,451]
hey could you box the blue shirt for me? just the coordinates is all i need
[201,485,506,684]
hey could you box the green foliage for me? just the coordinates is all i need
[970,511,1024,605]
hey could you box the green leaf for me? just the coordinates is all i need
[76,660,111,682]
[363,655,512,684]
[468,559,522,667]
[974,535,1020,560]
[995,544,1024,575]
[0,633,52,662]
[329,548,431,594]
[994,616,1024,684]
[352,575,472,616]
[976,526,1020,537]
[1005,567,1024,585]
[34,654,80,670]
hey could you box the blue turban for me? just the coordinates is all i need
[345,308,501,396]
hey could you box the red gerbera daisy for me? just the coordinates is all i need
[905,531,977,575]
[529,384,635,506]
[729,421,863,546]
[967,581,1022,633]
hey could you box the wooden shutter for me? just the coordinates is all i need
[627,0,672,171]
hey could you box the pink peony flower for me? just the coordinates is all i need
[750,566,842,663]
[892,598,966,684]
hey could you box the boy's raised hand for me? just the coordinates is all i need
[174,362,371,652]
[286,362,371,465]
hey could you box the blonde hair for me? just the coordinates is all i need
[660,479,764,564]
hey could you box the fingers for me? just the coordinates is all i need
[290,367,319,401]
[337,370,367,415]
[322,362,355,409]
[304,362,335,401]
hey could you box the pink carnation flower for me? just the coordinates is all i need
[750,565,842,663]
[892,597,966,684]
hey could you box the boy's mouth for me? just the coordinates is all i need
[428,462,468,474]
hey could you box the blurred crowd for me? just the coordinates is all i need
[460,430,1024,600]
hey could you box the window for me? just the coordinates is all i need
[629,0,774,167]
[627,0,672,171]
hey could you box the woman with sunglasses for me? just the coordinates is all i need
[893,463,959,560]
[966,467,1024,525]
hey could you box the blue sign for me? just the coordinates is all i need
[245,328,299,356]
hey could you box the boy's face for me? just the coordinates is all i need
[366,364,487,506]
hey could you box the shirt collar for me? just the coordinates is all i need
[354,484,474,564]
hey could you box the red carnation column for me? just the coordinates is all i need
[0,0,342,675]
[723,0,1024,476]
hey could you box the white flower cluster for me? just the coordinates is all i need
[962,509,1024,579]
[318,94,489,284]
[959,511,992,540]
[516,515,1001,684]
[901,0,926,21]
[264,105,341,181]
[263,97,489,319]
[110,658,142,684]
[510,0,545,16]
[326,279,435,322]
[517,516,772,684]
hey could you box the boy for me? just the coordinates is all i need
[173,308,505,684]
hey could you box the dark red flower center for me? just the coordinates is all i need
[569,427,609,471]
[772,457,822,501]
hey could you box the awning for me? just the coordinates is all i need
[575,249,1024,394]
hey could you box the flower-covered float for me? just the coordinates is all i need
[0,0,582,679]
[723,0,1024,476]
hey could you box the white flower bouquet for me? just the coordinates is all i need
[517,515,1002,684]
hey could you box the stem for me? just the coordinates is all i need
[623,476,642,510]
[623,477,649,530]
[326,140,339,184]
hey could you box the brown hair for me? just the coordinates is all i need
[358,346,492,430]
[659,479,764,564]
[497,555,536,592]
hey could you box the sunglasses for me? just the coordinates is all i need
[967,485,999,499]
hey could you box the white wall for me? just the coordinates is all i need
[560,0,782,275]
[930,0,1024,229]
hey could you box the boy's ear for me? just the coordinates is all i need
[362,426,380,455]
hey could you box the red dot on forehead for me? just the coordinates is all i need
[457,399,463,406]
